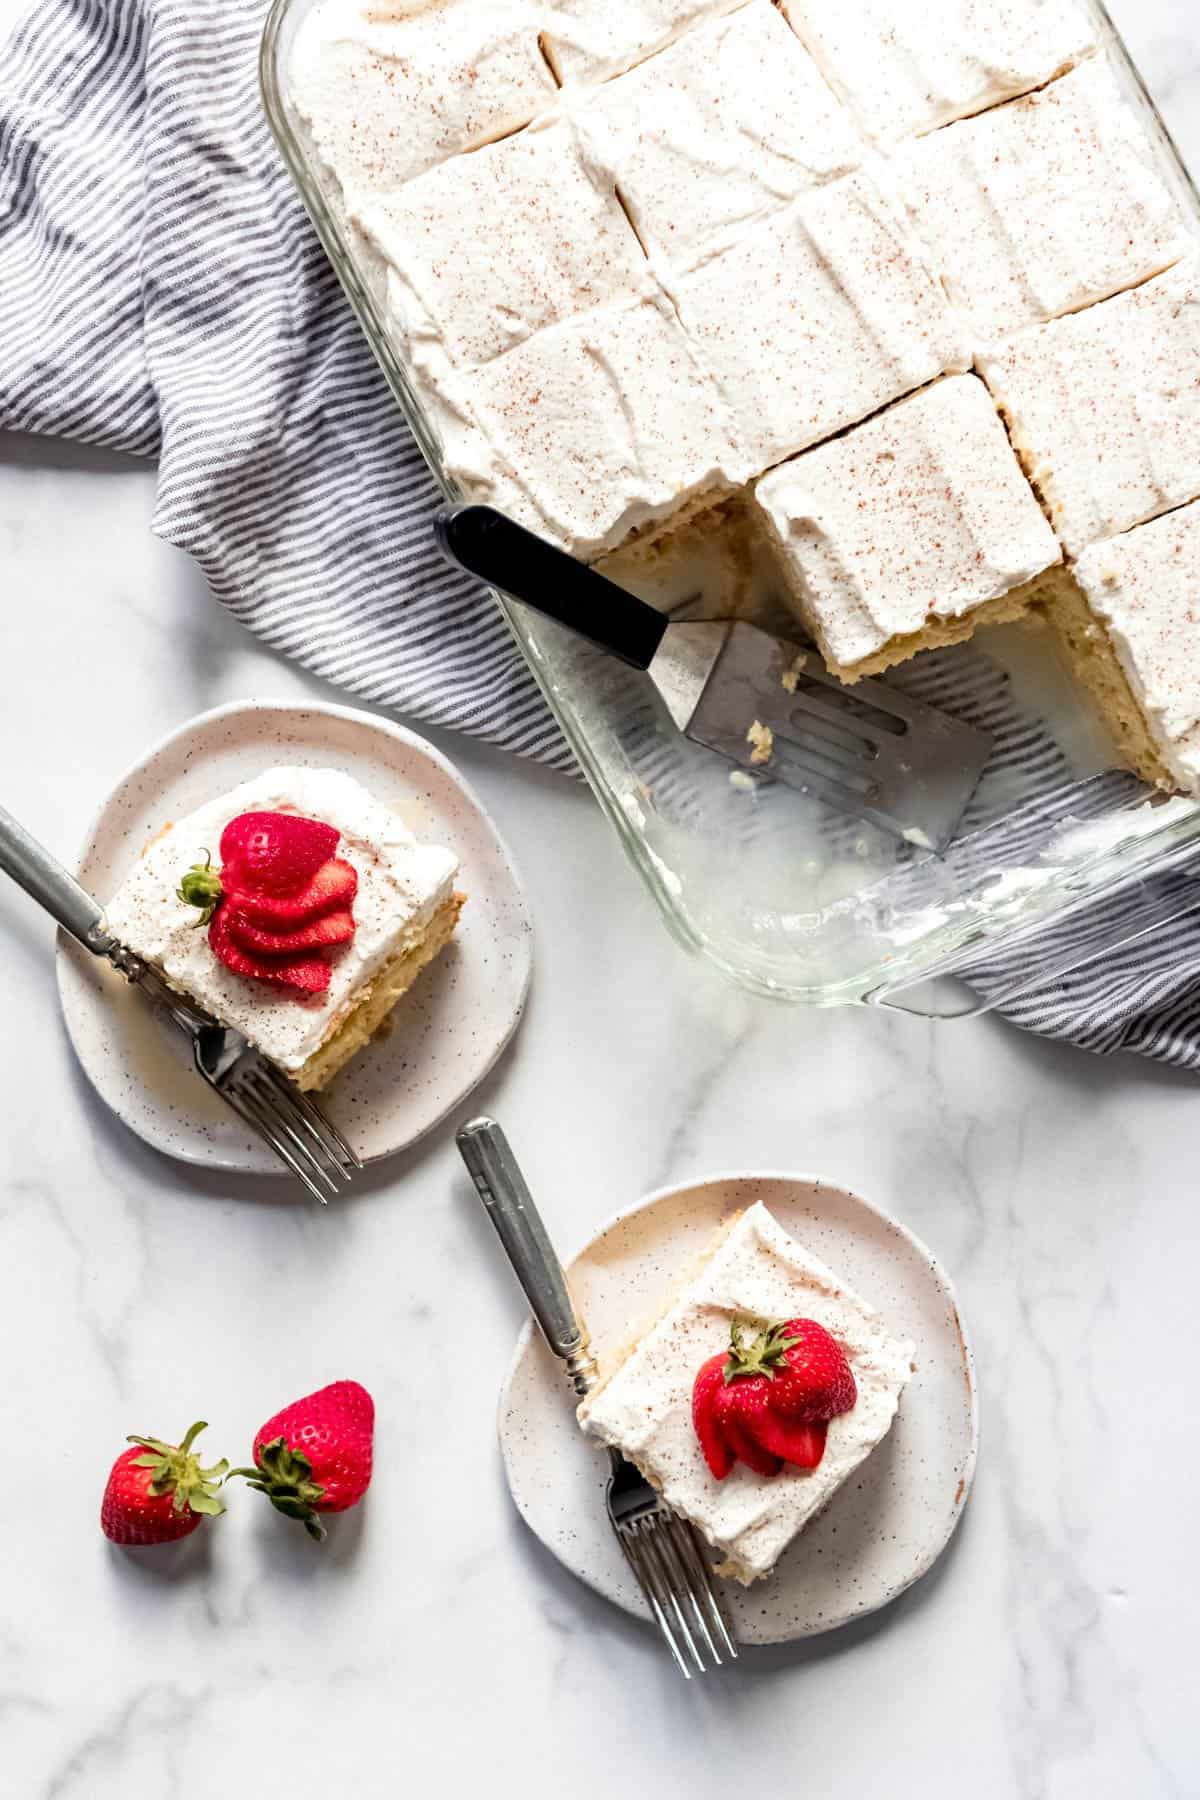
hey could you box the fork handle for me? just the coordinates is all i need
[457,1116,600,1396]
[0,804,114,954]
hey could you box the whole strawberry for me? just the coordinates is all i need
[227,1380,374,1541]
[101,1420,228,1545]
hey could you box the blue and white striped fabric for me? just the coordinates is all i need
[3,0,1200,1069]
[0,0,573,767]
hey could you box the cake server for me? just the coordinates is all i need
[0,804,361,1201]
[457,1115,738,1679]
[436,504,993,853]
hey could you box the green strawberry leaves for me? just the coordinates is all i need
[722,1317,803,1384]
[225,1436,328,1541]
[126,1420,229,1518]
[177,851,223,927]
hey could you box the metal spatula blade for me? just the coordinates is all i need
[435,505,993,852]
[660,619,992,850]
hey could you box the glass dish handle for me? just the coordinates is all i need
[873,842,1200,1020]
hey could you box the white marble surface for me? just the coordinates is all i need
[2,2,1200,1793]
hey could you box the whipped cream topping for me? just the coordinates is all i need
[539,0,744,84]
[1074,502,1200,791]
[105,767,458,1073]
[779,0,1098,142]
[569,1,866,275]
[355,118,648,370]
[411,287,749,558]
[665,167,971,474]
[578,1203,915,1583]
[753,374,1062,670]
[895,58,1191,348]
[980,259,1200,557]
[289,0,556,198]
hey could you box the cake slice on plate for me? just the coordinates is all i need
[578,1201,915,1584]
[105,766,463,1091]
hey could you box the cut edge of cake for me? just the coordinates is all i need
[294,889,467,1090]
[758,548,1055,685]
[1042,576,1175,790]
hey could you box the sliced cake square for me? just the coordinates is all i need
[578,1202,915,1585]
[104,767,463,1092]
[289,0,556,199]
[539,0,744,85]
[569,0,865,276]
[752,373,1062,680]
[1056,501,1200,792]
[354,118,649,370]
[980,259,1200,557]
[416,288,750,559]
[778,0,1098,143]
[894,58,1191,349]
[665,168,970,475]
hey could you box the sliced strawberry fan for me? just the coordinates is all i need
[178,808,360,998]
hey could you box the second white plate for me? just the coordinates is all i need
[57,699,532,1172]
[500,1172,978,1646]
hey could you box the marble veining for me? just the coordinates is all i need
[1,0,1199,1792]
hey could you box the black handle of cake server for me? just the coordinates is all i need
[433,504,667,671]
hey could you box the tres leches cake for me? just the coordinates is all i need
[753,374,1062,681]
[289,0,1200,794]
[661,167,970,475]
[578,1203,915,1584]
[893,58,1190,349]
[778,0,1097,143]
[538,0,746,85]
[105,768,463,1091]
[288,0,559,198]
[1053,500,1200,791]
[568,1,867,277]
[980,259,1200,559]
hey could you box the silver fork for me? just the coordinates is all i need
[0,803,361,1202]
[457,1116,739,1677]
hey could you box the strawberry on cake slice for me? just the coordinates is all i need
[105,767,463,1090]
[578,1202,915,1583]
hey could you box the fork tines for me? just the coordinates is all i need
[616,1511,738,1678]
[220,1049,362,1203]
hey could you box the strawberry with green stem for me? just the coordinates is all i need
[692,1316,857,1480]
[226,1380,374,1541]
[101,1420,228,1545]
[177,809,359,998]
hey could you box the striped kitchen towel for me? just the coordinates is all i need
[3,0,1200,1068]
[0,0,572,768]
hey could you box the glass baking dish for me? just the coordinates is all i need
[260,0,1200,1015]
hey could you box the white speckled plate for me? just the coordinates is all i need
[56,700,532,1172]
[500,1173,977,1646]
